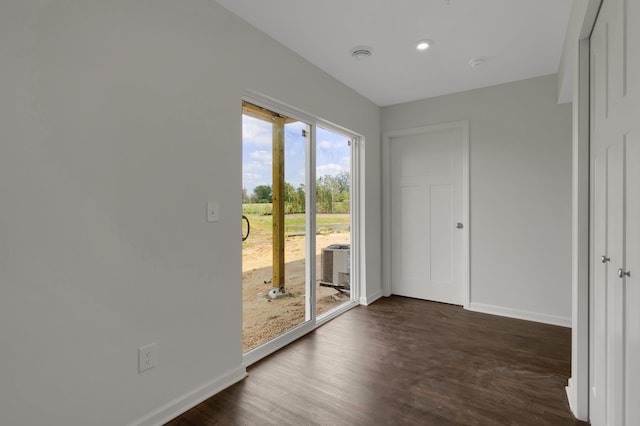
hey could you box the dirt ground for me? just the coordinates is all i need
[242,231,350,352]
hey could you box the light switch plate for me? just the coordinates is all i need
[207,201,220,222]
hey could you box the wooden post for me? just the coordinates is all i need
[272,116,286,293]
[242,101,291,296]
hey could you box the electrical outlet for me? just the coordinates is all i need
[138,343,156,373]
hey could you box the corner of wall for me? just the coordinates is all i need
[359,290,383,306]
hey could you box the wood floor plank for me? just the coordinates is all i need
[166,296,588,425]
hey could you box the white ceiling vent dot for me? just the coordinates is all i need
[351,46,373,61]
[469,57,487,68]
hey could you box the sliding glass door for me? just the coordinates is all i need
[241,100,357,362]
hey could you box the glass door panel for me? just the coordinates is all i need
[315,126,352,317]
[241,102,310,352]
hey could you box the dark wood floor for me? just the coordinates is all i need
[167,296,588,425]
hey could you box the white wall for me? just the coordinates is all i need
[0,1,381,425]
[382,75,573,325]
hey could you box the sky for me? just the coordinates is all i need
[242,114,351,195]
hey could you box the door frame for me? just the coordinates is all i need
[565,0,602,421]
[382,120,470,308]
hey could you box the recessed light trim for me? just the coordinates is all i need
[416,39,433,51]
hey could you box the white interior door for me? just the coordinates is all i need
[387,122,468,305]
[590,0,640,424]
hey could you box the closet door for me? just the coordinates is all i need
[590,0,640,424]
[624,127,639,426]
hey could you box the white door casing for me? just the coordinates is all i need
[383,121,469,306]
[590,0,640,424]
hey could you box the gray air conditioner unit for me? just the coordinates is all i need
[320,244,350,292]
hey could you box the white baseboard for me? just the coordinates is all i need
[468,302,572,327]
[132,366,247,426]
[566,377,576,414]
[360,289,383,306]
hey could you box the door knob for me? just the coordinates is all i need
[617,268,631,278]
[456,223,463,229]
[601,255,611,263]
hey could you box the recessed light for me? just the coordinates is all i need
[416,39,433,51]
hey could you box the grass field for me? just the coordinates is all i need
[242,213,350,250]
[242,202,350,215]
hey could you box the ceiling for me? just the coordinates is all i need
[216,0,573,107]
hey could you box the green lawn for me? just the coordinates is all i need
[242,202,350,215]
[243,213,350,232]
[242,212,350,248]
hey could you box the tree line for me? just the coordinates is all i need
[243,171,350,213]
